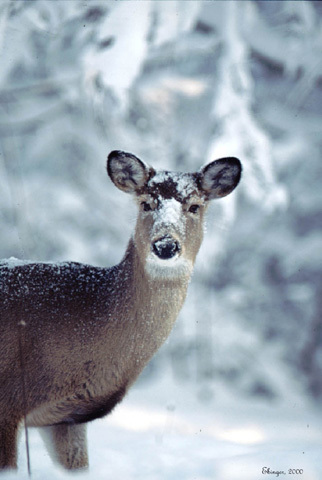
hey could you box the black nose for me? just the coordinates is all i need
[152,235,181,260]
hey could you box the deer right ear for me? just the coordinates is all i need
[199,157,242,200]
[107,150,152,193]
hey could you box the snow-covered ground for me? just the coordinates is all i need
[5,369,322,480]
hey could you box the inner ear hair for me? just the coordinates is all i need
[107,151,152,193]
[199,157,242,199]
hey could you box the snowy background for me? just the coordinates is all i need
[0,1,322,478]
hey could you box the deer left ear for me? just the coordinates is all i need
[107,150,153,193]
[199,157,242,200]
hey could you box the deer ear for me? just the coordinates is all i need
[107,151,152,193]
[199,157,242,200]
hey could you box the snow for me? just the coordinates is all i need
[4,371,322,480]
[0,258,83,272]
[153,235,177,254]
[82,2,151,108]
[152,199,182,229]
[0,257,31,268]
[1,1,322,478]
[149,172,197,198]
[151,2,201,47]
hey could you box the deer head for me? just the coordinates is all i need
[107,150,241,279]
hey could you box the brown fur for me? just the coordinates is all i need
[0,150,241,470]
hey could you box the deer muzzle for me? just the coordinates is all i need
[152,235,181,260]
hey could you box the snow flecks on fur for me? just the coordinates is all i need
[149,171,197,200]
[0,257,35,269]
[152,198,184,235]
[138,169,204,278]
[0,259,120,317]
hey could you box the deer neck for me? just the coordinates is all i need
[109,237,190,369]
[119,238,190,313]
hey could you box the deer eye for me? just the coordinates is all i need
[141,201,152,212]
[188,204,200,214]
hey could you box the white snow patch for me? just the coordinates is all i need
[152,198,182,227]
[152,1,201,47]
[0,258,85,271]
[149,172,197,198]
[83,2,151,107]
[176,175,197,197]
[0,257,33,269]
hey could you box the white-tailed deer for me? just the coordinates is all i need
[0,150,241,470]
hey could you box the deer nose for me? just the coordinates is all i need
[152,235,181,260]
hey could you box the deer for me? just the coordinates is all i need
[0,150,241,471]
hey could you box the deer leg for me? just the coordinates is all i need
[40,423,88,470]
[0,421,19,470]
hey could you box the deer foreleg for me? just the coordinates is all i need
[0,421,19,470]
[40,423,88,470]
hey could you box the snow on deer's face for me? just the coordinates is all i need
[134,171,207,279]
[107,150,242,280]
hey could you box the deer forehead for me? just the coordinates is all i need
[140,172,207,228]
[146,171,200,202]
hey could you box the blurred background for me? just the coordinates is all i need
[0,1,322,478]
